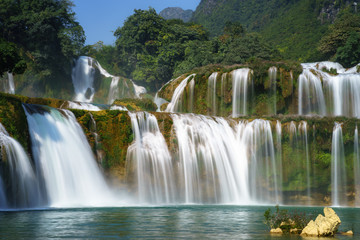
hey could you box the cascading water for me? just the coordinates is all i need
[188,78,195,113]
[298,62,360,117]
[6,72,15,94]
[298,66,327,116]
[126,112,175,204]
[354,126,360,206]
[232,68,252,117]
[126,112,283,204]
[299,121,311,203]
[23,104,115,207]
[67,101,102,111]
[268,67,277,115]
[165,74,195,113]
[239,119,281,204]
[207,72,218,115]
[172,114,250,204]
[72,56,96,103]
[331,122,347,206]
[0,123,43,208]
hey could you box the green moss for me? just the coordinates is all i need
[113,98,157,111]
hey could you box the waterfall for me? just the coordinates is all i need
[165,74,195,113]
[299,121,311,204]
[72,56,96,103]
[107,77,120,104]
[67,101,102,111]
[232,68,252,117]
[268,67,277,115]
[298,67,327,116]
[0,176,6,208]
[276,121,283,203]
[207,72,218,115]
[240,119,280,203]
[331,122,347,206]
[126,112,175,204]
[298,62,360,117]
[6,72,15,94]
[354,126,360,207]
[154,93,168,112]
[188,78,195,113]
[0,123,43,208]
[23,104,115,207]
[172,114,250,204]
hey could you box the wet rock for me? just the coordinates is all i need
[270,228,283,234]
[341,230,353,236]
[300,207,341,237]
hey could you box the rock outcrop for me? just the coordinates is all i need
[270,228,283,234]
[300,207,341,236]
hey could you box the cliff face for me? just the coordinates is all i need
[191,0,358,60]
[159,7,194,22]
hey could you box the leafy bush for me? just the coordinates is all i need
[264,206,312,232]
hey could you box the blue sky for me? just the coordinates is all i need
[72,0,201,46]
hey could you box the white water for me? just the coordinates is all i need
[355,126,360,206]
[172,114,251,204]
[24,105,115,207]
[331,122,347,206]
[165,74,195,113]
[7,72,15,94]
[154,93,168,112]
[0,123,42,208]
[299,121,311,203]
[126,112,175,204]
[72,56,96,103]
[232,68,252,117]
[299,62,360,117]
[126,112,283,204]
[72,56,147,104]
[207,72,218,115]
[268,67,277,114]
[67,101,102,111]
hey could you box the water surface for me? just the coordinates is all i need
[0,206,358,239]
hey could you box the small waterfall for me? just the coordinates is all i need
[107,77,120,104]
[67,101,102,111]
[0,176,6,208]
[72,56,96,103]
[220,73,228,116]
[298,62,360,117]
[126,112,175,204]
[130,80,147,99]
[240,119,280,204]
[298,67,327,116]
[188,78,195,113]
[331,122,347,206]
[276,121,283,203]
[299,121,311,204]
[23,104,114,207]
[5,72,15,94]
[154,93,168,112]
[232,68,252,117]
[165,74,195,113]
[172,114,250,204]
[207,72,218,115]
[0,123,43,208]
[354,126,360,206]
[268,67,277,115]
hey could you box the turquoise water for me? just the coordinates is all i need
[0,206,359,239]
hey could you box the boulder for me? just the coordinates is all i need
[300,207,341,237]
[270,228,283,234]
[341,230,353,236]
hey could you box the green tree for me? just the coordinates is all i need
[318,10,360,60]
[0,38,26,75]
[335,31,360,67]
[0,0,85,74]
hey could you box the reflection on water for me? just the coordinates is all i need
[0,206,359,239]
